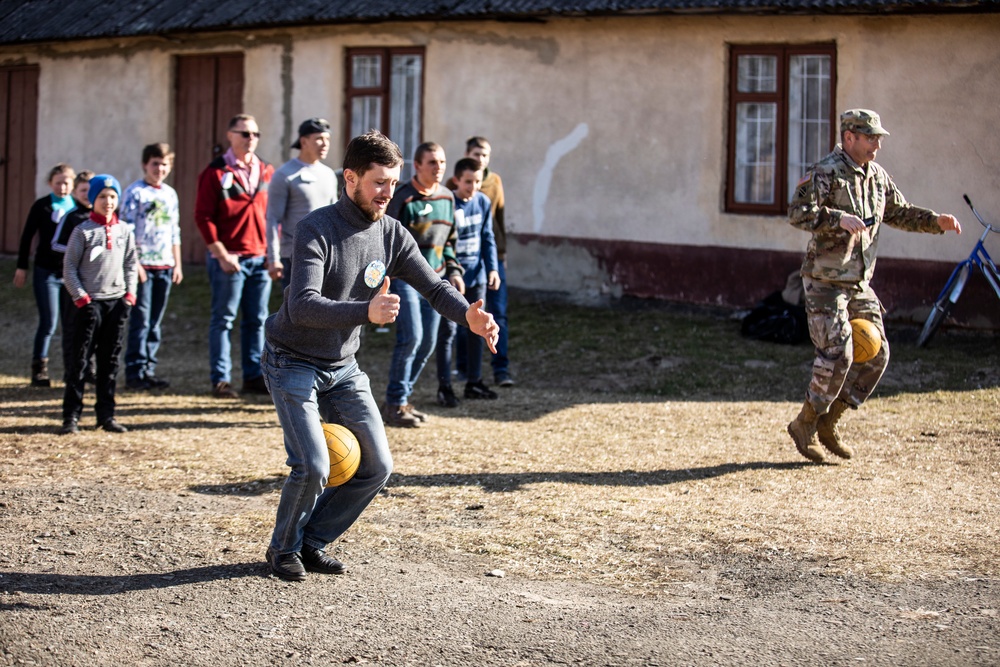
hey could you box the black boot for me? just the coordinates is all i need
[31,358,51,387]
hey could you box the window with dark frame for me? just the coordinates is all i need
[726,44,837,215]
[345,47,425,182]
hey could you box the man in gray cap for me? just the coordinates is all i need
[786,108,963,463]
[267,118,338,289]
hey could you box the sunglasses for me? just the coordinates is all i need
[853,131,883,144]
[232,130,261,139]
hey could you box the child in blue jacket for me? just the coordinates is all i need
[435,158,500,406]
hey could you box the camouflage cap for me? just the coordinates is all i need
[840,109,890,136]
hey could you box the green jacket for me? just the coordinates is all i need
[387,180,461,279]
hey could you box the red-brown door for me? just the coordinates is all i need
[0,65,40,255]
[173,53,244,265]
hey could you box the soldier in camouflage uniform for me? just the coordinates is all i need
[787,109,963,463]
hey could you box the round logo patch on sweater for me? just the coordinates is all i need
[364,260,386,288]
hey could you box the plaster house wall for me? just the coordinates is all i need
[4,12,998,320]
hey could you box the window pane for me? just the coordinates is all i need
[351,96,382,137]
[352,55,381,88]
[734,102,776,204]
[737,55,777,93]
[390,54,423,183]
[787,55,831,201]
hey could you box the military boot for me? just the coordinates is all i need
[816,398,854,459]
[30,358,51,387]
[787,400,824,463]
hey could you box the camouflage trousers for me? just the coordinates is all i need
[802,277,889,415]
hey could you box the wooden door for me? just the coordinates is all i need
[0,65,39,255]
[173,53,244,265]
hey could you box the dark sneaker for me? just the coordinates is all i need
[100,418,128,433]
[301,545,345,575]
[59,420,79,435]
[242,375,269,395]
[145,375,170,389]
[464,381,498,400]
[437,385,460,408]
[126,377,151,391]
[495,375,515,387]
[402,403,428,422]
[266,547,306,582]
[212,381,240,399]
[30,359,51,387]
[382,403,420,428]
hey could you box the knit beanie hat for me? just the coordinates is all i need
[88,174,122,205]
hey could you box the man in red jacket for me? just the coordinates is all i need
[194,113,274,399]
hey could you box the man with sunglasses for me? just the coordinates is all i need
[786,109,962,463]
[194,113,275,399]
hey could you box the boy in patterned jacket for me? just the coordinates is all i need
[121,143,183,390]
[60,175,138,435]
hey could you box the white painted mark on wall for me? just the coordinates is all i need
[533,123,589,234]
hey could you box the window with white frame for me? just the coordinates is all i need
[345,47,424,182]
[726,44,837,215]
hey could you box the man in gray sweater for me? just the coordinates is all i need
[261,130,498,581]
[265,117,338,290]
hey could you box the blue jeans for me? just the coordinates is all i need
[32,266,62,360]
[385,280,440,406]
[207,253,272,386]
[437,281,485,385]
[262,343,393,554]
[487,260,510,380]
[125,268,173,380]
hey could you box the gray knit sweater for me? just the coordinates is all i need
[265,194,471,368]
[62,217,138,304]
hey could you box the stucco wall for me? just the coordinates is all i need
[3,13,998,312]
[408,15,998,264]
[31,48,173,188]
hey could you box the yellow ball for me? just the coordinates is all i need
[850,318,882,364]
[322,423,360,487]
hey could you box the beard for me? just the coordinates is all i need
[350,189,384,222]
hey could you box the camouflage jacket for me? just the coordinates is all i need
[789,146,941,284]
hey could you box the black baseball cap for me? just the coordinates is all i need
[291,117,331,149]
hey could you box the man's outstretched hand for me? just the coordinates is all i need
[466,298,499,354]
[369,276,400,325]
[937,214,962,234]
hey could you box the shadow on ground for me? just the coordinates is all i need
[189,460,813,496]
[0,562,263,597]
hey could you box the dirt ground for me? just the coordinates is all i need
[1,274,999,666]
[1,482,996,667]
[3,390,998,666]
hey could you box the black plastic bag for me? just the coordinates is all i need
[740,291,809,345]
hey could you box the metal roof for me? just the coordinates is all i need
[1,0,997,46]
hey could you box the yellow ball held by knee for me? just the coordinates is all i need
[322,423,361,487]
[850,318,882,364]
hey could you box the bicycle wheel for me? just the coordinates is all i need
[917,264,971,347]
